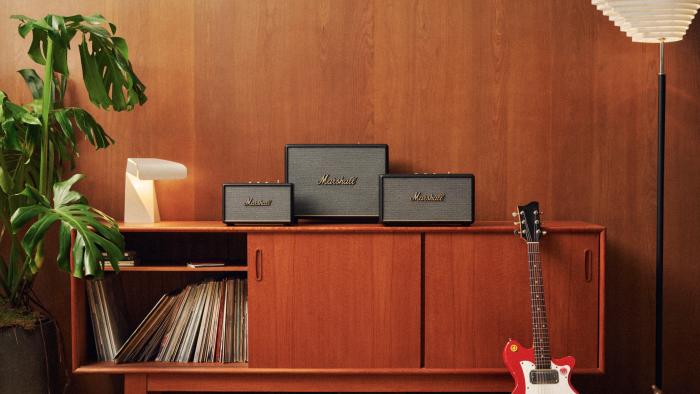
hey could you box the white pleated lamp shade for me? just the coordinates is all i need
[592,0,700,43]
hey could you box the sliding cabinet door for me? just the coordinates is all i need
[424,232,601,370]
[248,232,421,368]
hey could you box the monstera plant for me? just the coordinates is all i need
[0,14,146,329]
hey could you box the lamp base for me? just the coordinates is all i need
[124,172,161,223]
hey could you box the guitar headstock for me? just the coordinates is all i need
[512,201,546,242]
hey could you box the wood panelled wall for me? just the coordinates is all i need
[1,1,698,393]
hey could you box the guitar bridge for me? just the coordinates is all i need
[529,369,559,384]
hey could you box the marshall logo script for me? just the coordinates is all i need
[411,192,446,202]
[318,174,358,186]
[244,197,273,207]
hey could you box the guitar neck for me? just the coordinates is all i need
[527,242,551,369]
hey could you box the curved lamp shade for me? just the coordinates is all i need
[592,0,700,43]
[125,158,187,223]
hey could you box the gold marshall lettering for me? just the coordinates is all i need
[244,197,273,207]
[411,192,446,202]
[318,174,358,185]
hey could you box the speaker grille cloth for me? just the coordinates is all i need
[382,177,472,222]
[224,186,291,222]
[287,147,386,216]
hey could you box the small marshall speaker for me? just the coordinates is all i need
[285,144,388,219]
[380,174,475,225]
[222,183,294,225]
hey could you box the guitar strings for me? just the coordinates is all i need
[524,213,551,390]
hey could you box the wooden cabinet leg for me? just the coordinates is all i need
[124,374,148,394]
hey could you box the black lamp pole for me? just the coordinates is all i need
[654,40,666,394]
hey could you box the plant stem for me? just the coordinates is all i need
[27,36,55,287]
[39,37,54,196]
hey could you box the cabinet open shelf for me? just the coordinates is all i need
[75,361,249,374]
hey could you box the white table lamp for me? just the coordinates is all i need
[124,158,187,223]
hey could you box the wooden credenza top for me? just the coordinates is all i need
[118,220,604,233]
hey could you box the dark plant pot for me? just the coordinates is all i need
[0,318,61,394]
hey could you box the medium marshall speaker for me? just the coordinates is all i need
[380,174,474,225]
[222,183,294,225]
[285,144,388,219]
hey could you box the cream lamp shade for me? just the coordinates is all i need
[592,0,700,43]
[124,158,187,223]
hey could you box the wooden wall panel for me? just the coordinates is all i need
[0,1,698,393]
[193,0,375,217]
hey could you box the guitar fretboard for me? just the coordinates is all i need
[527,242,551,369]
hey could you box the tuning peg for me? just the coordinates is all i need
[534,210,538,215]
[513,222,520,226]
[542,230,547,236]
[536,229,542,235]
[512,212,518,218]
[535,220,540,225]
[513,230,520,236]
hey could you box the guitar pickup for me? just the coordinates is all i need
[529,369,559,384]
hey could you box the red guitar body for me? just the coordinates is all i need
[503,339,578,394]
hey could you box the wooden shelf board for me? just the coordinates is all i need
[76,361,247,374]
[75,361,603,375]
[103,265,247,272]
[118,220,605,234]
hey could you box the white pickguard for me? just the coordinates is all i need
[519,360,576,394]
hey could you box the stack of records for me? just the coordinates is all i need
[101,251,137,268]
[114,277,247,363]
[86,275,130,361]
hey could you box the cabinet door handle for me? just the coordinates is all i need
[584,249,593,282]
[255,249,263,281]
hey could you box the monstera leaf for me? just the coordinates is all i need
[10,174,124,278]
[11,14,147,111]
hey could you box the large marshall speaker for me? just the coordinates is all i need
[380,174,474,225]
[222,183,294,225]
[285,144,388,219]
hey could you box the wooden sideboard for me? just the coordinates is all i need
[70,221,605,393]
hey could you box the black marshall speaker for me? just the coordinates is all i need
[285,144,388,219]
[222,183,294,225]
[380,174,475,225]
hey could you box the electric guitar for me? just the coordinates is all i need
[503,201,578,394]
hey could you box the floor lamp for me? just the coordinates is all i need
[591,1,700,392]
